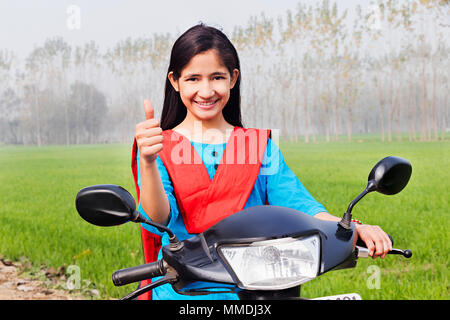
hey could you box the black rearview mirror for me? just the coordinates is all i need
[339,156,412,229]
[75,184,137,227]
[75,185,181,249]
[366,156,412,195]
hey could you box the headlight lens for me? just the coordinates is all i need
[218,235,320,290]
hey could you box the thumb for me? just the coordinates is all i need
[143,99,154,120]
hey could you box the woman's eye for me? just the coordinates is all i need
[213,76,225,80]
[187,78,198,81]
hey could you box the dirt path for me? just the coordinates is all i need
[0,256,86,300]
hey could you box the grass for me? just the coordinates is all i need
[0,137,448,299]
[0,144,142,298]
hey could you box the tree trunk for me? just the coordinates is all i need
[431,62,438,141]
[63,76,70,145]
[293,77,299,143]
[376,72,385,142]
[395,84,402,142]
[345,76,353,142]
[387,65,395,142]
[441,82,448,141]
[34,86,42,147]
[324,81,331,143]
[420,40,428,141]
[302,71,309,143]
[334,66,340,141]
[407,71,415,142]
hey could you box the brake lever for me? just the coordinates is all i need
[356,246,412,259]
[120,270,178,300]
[388,248,412,258]
[356,234,412,258]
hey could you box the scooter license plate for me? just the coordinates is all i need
[312,293,362,300]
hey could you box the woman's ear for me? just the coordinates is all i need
[230,69,239,89]
[168,71,179,92]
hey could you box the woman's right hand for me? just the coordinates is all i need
[135,99,164,164]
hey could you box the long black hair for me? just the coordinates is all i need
[160,24,243,130]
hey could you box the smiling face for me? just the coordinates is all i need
[168,49,239,128]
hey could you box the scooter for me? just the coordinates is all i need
[75,156,412,300]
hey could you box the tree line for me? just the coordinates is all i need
[0,0,448,146]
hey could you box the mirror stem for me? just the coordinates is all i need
[339,189,369,230]
[131,211,184,251]
[339,180,376,229]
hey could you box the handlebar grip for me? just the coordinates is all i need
[112,260,166,286]
[388,234,394,246]
[356,233,412,258]
[356,234,394,247]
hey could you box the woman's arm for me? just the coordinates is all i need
[263,140,392,260]
[138,159,170,224]
[135,100,170,224]
[265,139,328,217]
[314,212,393,259]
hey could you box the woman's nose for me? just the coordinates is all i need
[197,80,215,98]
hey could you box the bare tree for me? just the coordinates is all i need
[2,0,449,146]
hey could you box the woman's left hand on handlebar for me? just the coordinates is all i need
[355,224,393,259]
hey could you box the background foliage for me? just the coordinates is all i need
[0,0,448,145]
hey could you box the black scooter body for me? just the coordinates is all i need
[163,205,356,295]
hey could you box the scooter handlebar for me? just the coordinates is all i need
[356,234,412,259]
[112,260,166,286]
[355,234,394,247]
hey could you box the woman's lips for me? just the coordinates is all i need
[194,99,219,110]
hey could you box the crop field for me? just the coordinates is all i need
[0,137,448,299]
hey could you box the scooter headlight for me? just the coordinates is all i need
[218,235,320,290]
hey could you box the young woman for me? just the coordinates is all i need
[132,24,392,300]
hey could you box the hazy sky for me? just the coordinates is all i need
[0,0,374,59]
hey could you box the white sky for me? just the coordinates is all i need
[0,0,373,59]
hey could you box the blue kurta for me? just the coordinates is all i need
[136,138,327,300]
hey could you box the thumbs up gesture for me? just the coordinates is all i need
[135,99,163,164]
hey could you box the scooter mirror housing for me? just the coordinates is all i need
[75,184,183,251]
[366,156,412,195]
[75,184,138,227]
[339,156,412,230]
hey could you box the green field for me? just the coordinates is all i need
[0,138,449,299]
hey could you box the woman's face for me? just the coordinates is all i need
[168,49,239,126]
